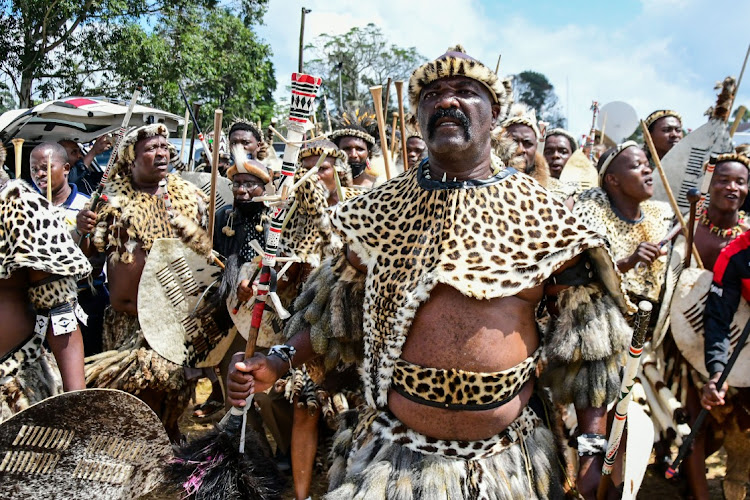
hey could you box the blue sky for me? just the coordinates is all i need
[257,0,750,140]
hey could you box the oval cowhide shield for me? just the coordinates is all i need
[0,389,171,499]
[138,238,234,367]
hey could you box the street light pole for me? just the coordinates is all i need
[298,8,311,73]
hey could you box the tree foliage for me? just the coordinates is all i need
[304,24,424,114]
[512,70,565,128]
[0,0,275,123]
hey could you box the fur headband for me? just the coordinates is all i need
[545,128,578,152]
[408,45,512,119]
[330,128,376,149]
[598,140,639,185]
[714,152,750,170]
[114,123,169,176]
[298,145,348,167]
[501,103,541,138]
[644,110,682,130]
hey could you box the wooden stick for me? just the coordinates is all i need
[323,95,333,133]
[11,138,23,179]
[383,77,392,114]
[395,81,408,172]
[727,44,750,123]
[46,152,52,201]
[730,105,746,137]
[369,85,392,180]
[495,54,502,75]
[208,109,223,246]
[641,120,704,269]
[389,112,398,158]
[684,189,701,268]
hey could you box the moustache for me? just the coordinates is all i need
[427,108,471,140]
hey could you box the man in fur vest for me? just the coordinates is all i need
[76,124,211,442]
[228,46,634,499]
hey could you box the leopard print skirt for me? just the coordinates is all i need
[0,335,62,423]
[327,405,563,499]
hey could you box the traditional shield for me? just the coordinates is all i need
[651,119,732,213]
[558,149,598,193]
[670,267,750,387]
[597,101,639,144]
[652,235,686,347]
[181,171,234,213]
[0,389,171,499]
[621,401,653,500]
[138,238,234,367]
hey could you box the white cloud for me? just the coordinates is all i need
[258,0,750,141]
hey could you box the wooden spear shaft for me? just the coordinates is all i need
[641,120,704,269]
[395,81,408,172]
[208,109,222,246]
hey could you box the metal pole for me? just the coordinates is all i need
[339,67,343,109]
[298,8,311,73]
[187,102,201,171]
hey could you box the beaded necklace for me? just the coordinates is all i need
[698,208,746,239]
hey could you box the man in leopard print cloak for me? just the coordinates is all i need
[76,124,211,442]
[228,46,635,499]
[0,147,92,422]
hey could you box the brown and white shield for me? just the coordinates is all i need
[670,267,750,387]
[138,238,234,367]
[181,171,234,212]
[0,389,171,499]
[651,119,732,213]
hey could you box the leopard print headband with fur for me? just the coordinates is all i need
[408,45,512,120]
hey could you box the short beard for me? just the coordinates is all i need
[349,161,367,178]
[427,108,471,141]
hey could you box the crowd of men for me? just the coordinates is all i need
[1,44,749,500]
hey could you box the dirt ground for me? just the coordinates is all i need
[163,379,738,499]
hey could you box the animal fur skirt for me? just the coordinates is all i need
[84,306,194,432]
[325,404,564,499]
[0,334,62,423]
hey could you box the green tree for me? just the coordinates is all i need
[304,24,424,113]
[0,0,271,116]
[88,5,276,123]
[513,70,565,128]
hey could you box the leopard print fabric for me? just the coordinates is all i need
[0,180,92,280]
[93,173,208,263]
[574,187,674,302]
[27,277,78,310]
[392,348,540,410]
[280,169,360,267]
[0,333,44,380]
[353,404,540,461]
[331,163,628,407]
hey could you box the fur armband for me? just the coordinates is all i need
[28,276,86,336]
[541,283,631,409]
[284,253,365,371]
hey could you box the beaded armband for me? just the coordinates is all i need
[268,344,296,373]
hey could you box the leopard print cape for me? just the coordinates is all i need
[574,187,674,303]
[92,173,209,264]
[0,180,92,280]
[331,162,629,407]
[280,167,360,267]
